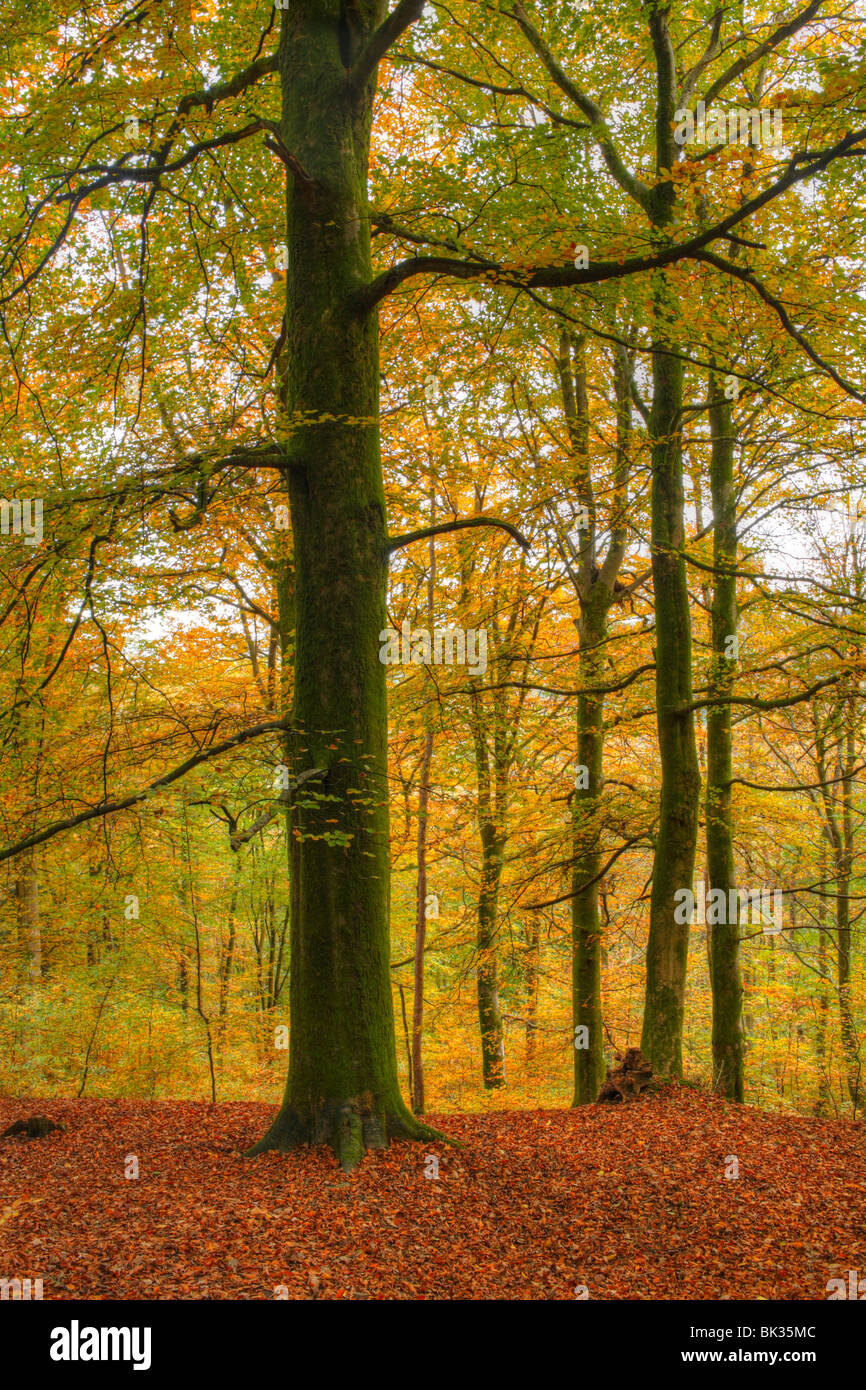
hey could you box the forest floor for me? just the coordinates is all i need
[0,1087,864,1299]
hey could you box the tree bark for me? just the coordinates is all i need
[412,501,436,1114]
[472,712,507,1089]
[247,2,437,1167]
[572,596,607,1103]
[557,333,631,1104]
[706,379,745,1099]
[641,272,701,1078]
[412,724,433,1112]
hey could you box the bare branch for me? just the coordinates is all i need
[693,249,866,404]
[176,51,279,116]
[386,516,530,554]
[0,720,294,863]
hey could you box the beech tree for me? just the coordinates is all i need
[553,330,638,1102]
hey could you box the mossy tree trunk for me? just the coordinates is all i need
[706,379,745,1099]
[472,707,507,1089]
[412,721,434,1113]
[248,0,436,1168]
[411,501,437,1114]
[572,593,607,1102]
[837,710,861,1114]
[558,334,632,1103]
[640,279,700,1079]
[640,15,701,1077]
[824,699,861,1115]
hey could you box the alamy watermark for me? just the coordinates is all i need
[0,498,42,547]
[379,621,487,676]
[674,101,784,148]
[1,1275,43,1300]
[674,883,783,933]
[50,1322,152,1370]
[826,1269,866,1299]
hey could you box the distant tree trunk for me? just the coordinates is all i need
[16,850,41,985]
[86,860,102,966]
[466,571,524,1092]
[102,910,115,952]
[473,726,507,1087]
[706,379,744,1100]
[247,2,436,1167]
[524,917,540,1064]
[217,852,243,1054]
[814,688,862,1115]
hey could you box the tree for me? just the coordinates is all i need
[554,330,637,1102]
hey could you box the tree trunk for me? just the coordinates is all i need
[476,816,507,1089]
[470,680,508,1090]
[706,380,744,1099]
[524,917,540,1064]
[217,851,242,1056]
[835,711,861,1114]
[572,595,606,1103]
[412,503,436,1114]
[641,273,701,1078]
[247,3,436,1167]
[815,843,830,1116]
[16,849,41,986]
[412,725,433,1113]
[557,333,631,1104]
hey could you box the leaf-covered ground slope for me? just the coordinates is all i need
[1,1089,863,1299]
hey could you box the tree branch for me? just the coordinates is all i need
[511,2,652,212]
[229,767,328,850]
[349,0,427,96]
[680,7,724,106]
[357,126,866,313]
[386,516,530,554]
[687,671,843,714]
[0,719,294,863]
[702,0,826,107]
[693,249,866,404]
[176,51,279,116]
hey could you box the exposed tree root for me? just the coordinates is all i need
[244,1095,456,1171]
